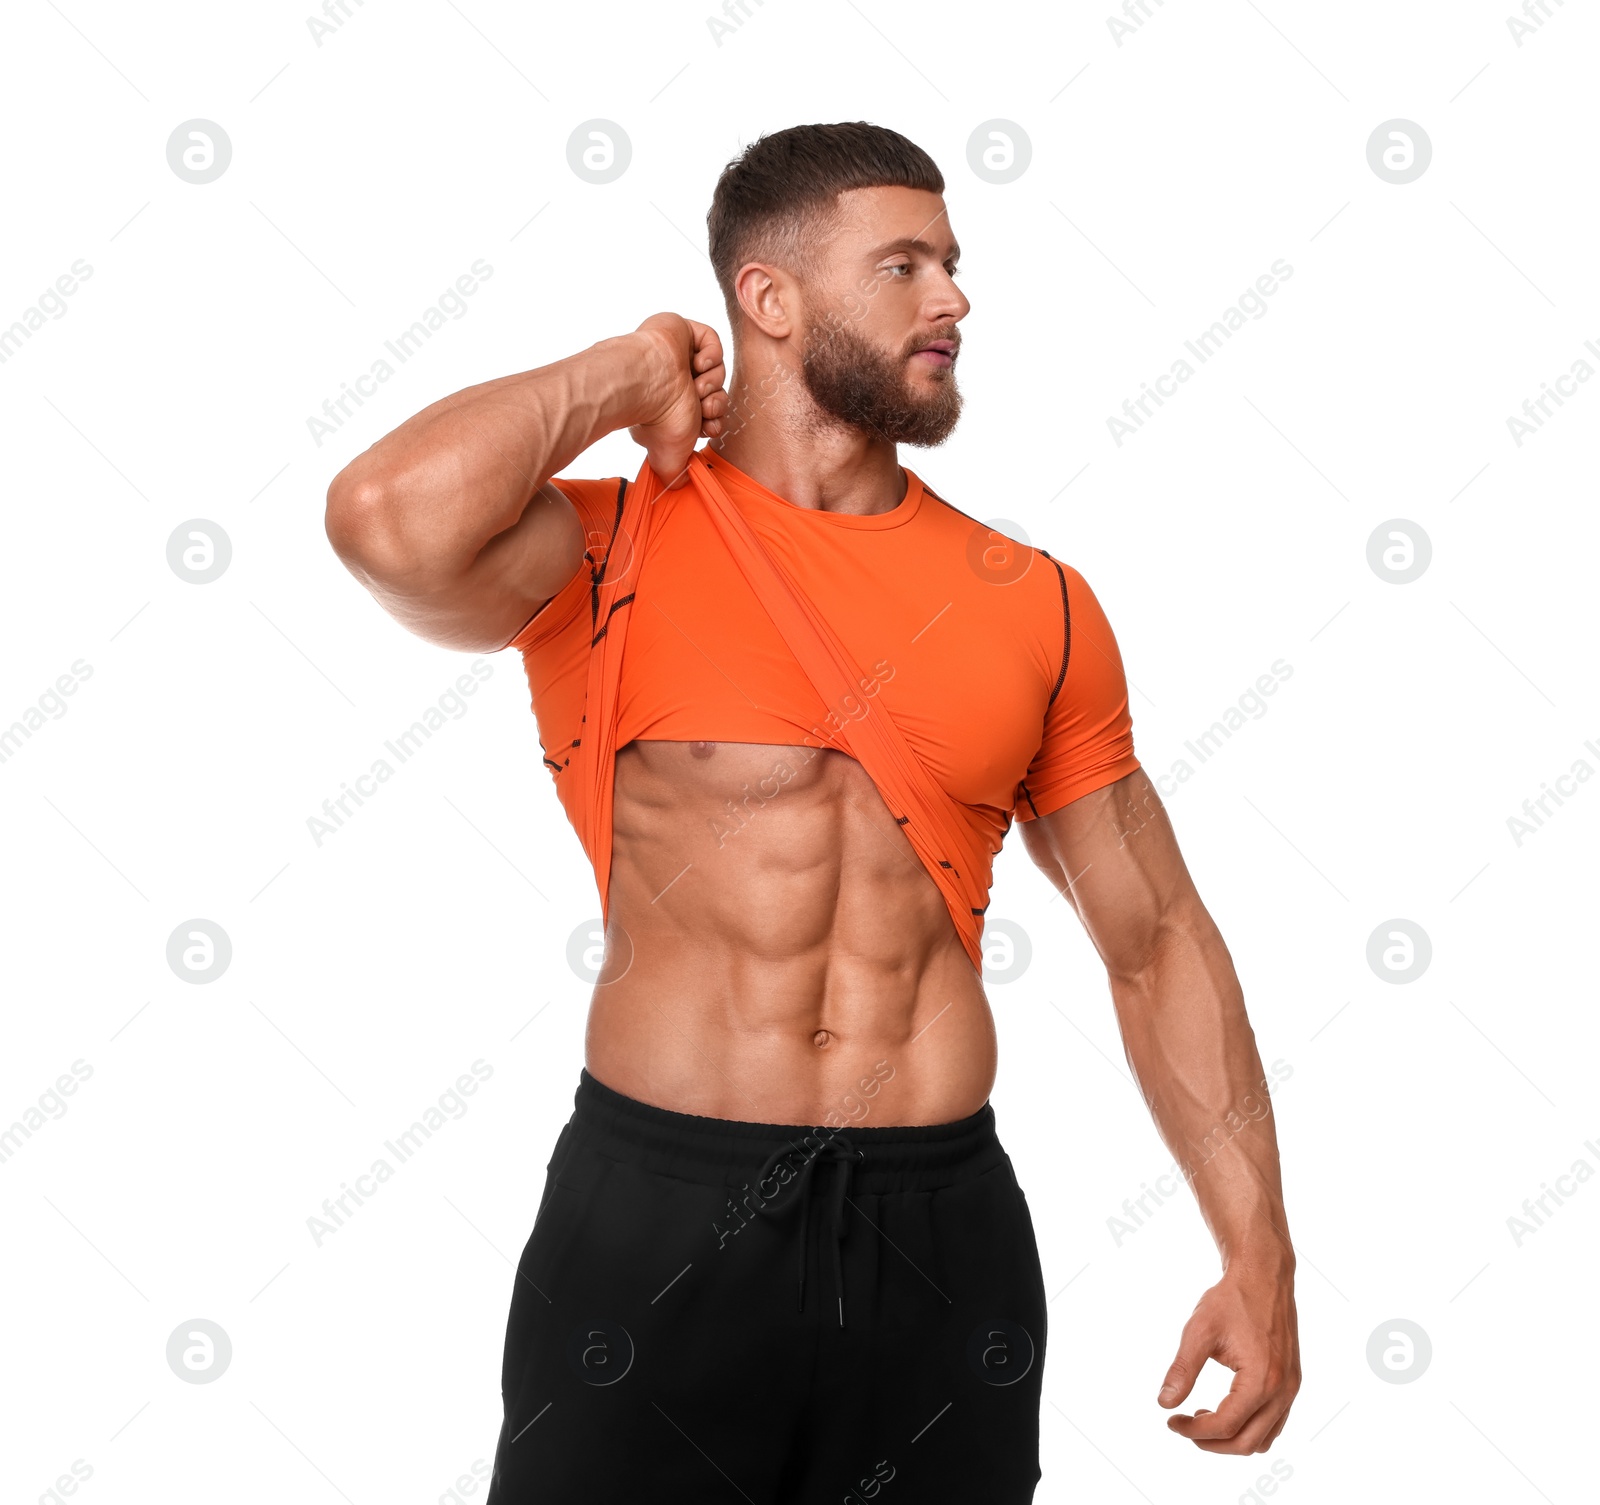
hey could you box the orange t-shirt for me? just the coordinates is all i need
[507,447,1140,968]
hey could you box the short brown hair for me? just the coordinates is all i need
[706,121,944,331]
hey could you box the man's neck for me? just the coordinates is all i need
[711,370,906,518]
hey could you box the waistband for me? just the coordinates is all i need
[570,1067,1006,1194]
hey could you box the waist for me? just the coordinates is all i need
[568,1066,1006,1193]
[583,950,996,1125]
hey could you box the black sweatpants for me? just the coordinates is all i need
[486,1068,1047,1503]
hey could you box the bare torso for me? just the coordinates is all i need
[584,738,996,1126]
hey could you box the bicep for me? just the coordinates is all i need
[475,479,589,647]
[333,478,591,655]
[1022,769,1206,980]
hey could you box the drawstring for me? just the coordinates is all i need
[753,1134,864,1328]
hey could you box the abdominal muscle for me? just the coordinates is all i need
[583,739,998,1127]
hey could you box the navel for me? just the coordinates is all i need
[812,1029,833,1048]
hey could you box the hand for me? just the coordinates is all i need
[628,313,728,490]
[1157,1261,1300,1454]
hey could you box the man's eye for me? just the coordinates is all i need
[885,263,911,278]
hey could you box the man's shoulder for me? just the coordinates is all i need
[916,475,1087,602]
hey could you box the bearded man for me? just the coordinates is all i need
[324,120,1299,1503]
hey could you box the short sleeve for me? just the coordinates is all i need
[502,476,625,652]
[1014,562,1141,820]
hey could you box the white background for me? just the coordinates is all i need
[2,0,1595,1501]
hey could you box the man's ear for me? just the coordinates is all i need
[734,261,795,341]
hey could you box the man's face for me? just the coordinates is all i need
[794,186,969,447]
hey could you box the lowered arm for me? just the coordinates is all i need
[1020,767,1300,1454]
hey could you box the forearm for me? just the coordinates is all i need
[1032,779,1301,1443]
[326,332,651,578]
[1110,904,1293,1274]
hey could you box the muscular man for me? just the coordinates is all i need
[325,121,1299,1501]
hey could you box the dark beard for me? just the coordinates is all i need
[799,319,963,447]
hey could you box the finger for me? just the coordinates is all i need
[696,368,727,400]
[700,389,730,419]
[1167,1369,1272,1443]
[1256,1407,1290,1453]
[1189,1394,1285,1456]
[690,322,724,367]
[1157,1322,1214,1408]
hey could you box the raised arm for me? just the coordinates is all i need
[1020,768,1300,1455]
[323,313,728,652]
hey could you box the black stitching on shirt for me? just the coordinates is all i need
[1038,549,1071,708]
[588,477,628,635]
[590,591,635,647]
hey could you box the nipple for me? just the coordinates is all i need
[689,741,717,759]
